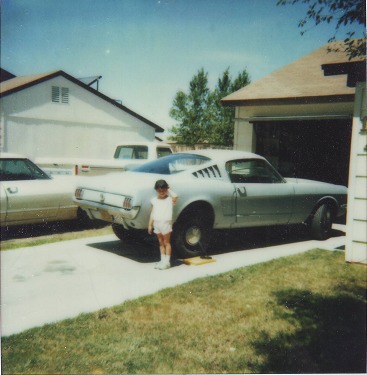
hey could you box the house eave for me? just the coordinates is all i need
[322,61,366,87]
[221,94,356,107]
[0,70,164,132]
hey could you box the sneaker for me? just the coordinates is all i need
[154,261,163,269]
[158,262,171,270]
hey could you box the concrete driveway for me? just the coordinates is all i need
[1,225,345,336]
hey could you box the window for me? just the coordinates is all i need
[226,159,284,184]
[0,159,50,181]
[114,145,149,160]
[52,86,69,104]
[133,153,210,175]
[157,147,172,158]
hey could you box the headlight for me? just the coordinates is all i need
[75,188,84,199]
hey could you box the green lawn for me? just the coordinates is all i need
[2,249,366,374]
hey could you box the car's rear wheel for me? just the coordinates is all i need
[310,204,333,240]
[112,223,143,243]
[76,208,95,228]
[172,206,213,259]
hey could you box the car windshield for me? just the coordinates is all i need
[132,153,211,175]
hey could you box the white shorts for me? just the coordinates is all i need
[153,221,172,235]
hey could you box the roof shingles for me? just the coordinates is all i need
[222,41,364,104]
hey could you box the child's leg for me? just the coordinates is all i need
[159,232,171,268]
[162,232,172,256]
[155,233,165,267]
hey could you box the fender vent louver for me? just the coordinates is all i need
[193,165,222,179]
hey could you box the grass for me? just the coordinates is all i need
[2,249,366,374]
[0,222,113,251]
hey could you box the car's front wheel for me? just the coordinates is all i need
[310,204,333,240]
[172,206,213,259]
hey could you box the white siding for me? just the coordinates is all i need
[0,76,156,159]
[346,82,367,264]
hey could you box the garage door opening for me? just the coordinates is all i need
[254,119,352,186]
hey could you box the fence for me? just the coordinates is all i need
[169,143,232,153]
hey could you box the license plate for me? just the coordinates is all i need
[100,210,112,222]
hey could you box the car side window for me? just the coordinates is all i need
[157,147,172,158]
[115,146,148,160]
[226,159,283,184]
[0,159,49,181]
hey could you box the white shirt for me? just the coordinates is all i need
[150,196,173,222]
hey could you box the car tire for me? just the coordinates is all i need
[112,223,143,243]
[172,207,213,259]
[76,208,95,228]
[310,204,333,240]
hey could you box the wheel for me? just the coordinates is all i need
[172,207,213,259]
[310,204,333,240]
[112,223,144,243]
[76,208,95,228]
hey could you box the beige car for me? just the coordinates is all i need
[0,153,81,227]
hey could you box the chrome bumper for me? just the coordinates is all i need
[74,199,140,223]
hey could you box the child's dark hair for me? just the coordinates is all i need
[154,179,169,190]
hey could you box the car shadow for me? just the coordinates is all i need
[88,236,161,264]
[87,225,345,265]
[207,225,345,256]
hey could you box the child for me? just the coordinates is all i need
[148,179,178,270]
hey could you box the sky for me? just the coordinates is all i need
[1,0,365,136]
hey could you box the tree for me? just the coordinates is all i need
[169,69,211,145]
[209,68,251,145]
[277,0,366,59]
[169,68,251,146]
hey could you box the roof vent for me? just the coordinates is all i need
[52,86,69,104]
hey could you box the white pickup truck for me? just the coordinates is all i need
[36,142,173,177]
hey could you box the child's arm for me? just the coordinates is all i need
[148,205,154,234]
[168,189,178,205]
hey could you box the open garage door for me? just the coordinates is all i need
[254,119,352,186]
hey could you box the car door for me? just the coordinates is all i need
[226,159,295,227]
[0,184,8,224]
[0,158,60,225]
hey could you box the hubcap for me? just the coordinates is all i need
[323,210,332,232]
[185,226,201,246]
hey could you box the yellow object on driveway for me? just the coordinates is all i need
[183,256,216,266]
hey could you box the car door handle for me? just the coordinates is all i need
[7,187,18,194]
[236,187,247,197]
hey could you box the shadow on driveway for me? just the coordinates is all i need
[87,225,345,264]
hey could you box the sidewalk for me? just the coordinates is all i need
[1,225,345,336]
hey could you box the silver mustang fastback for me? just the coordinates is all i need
[74,150,347,258]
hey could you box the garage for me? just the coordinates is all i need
[222,40,360,187]
[254,119,352,186]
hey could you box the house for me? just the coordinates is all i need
[221,41,366,264]
[0,69,164,160]
[221,41,364,187]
